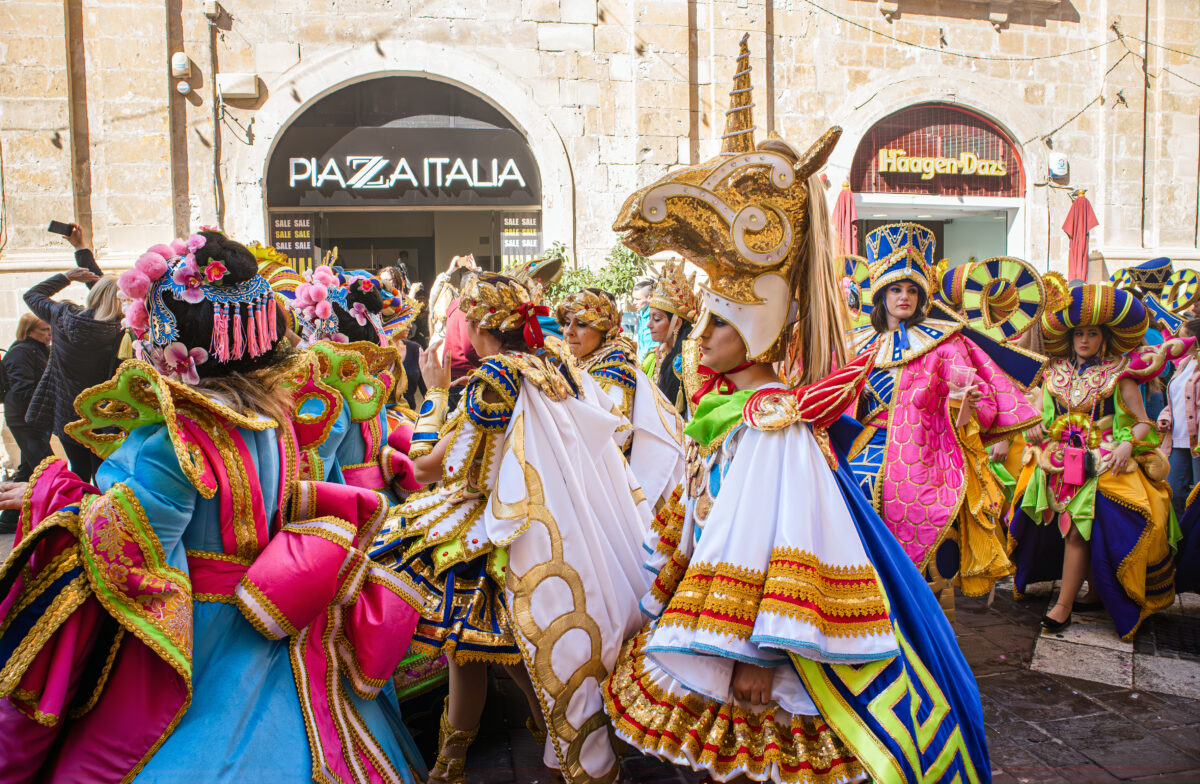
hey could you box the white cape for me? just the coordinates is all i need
[485,377,653,784]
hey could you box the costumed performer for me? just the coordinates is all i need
[257,253,422,504]
[556,286,686,510]
[0,230,426,783]
[602,36,990,784]
[847,229,1044,601]
[646,260,701,419]
[372,272,660,784]
[1008,282,1181,638]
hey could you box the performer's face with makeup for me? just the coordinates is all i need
[885,282,920,321]
[648,307,673,342]
[561,314,604,359]
[697,315,746,372]
[1072,325,1104,360]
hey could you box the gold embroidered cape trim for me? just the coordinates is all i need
[603,631,865,784]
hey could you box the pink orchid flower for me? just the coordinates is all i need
[350,302,369,326]
[185,233,207,253]
[171,256,206,303]
[161,342,208,385]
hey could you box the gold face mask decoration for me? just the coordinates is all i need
[612,34,841,361]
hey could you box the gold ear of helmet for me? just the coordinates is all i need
[458,273,539,333]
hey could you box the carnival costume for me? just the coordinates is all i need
[847,229,1044,598]
[1008,283,1182,639]
[647,260,701,418]
[0,231,425,783]
[255,251,421,502]
[373,272,659,783]
[602,37,990,784]
[555,288,687,508]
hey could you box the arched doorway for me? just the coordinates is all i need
[849,102,1026,264]
[264,76,542,288]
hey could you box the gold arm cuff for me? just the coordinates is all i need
[410,387,450,458]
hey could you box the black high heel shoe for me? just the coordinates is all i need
[1041,611,1072,633]
[1072,599,1103,613]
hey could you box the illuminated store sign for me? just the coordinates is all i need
[287,156,527,191]
[876,149,1008,180]
[267,127,541,209]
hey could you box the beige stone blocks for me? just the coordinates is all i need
[538,22,594,52]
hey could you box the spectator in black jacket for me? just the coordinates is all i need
[0,314,52,532]
[23,224,124,482]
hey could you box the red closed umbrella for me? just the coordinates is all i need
[833,182,858,256]
[1062,190,1098,282]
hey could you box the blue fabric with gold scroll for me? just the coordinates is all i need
[792,416,991,784]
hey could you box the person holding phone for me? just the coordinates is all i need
[846,224,1041,604]
[22,222,124,482]
[1008,282,1179,637]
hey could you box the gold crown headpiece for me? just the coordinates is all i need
[556,288,621,338]
[649,260,701,323]
[459,272,543,334]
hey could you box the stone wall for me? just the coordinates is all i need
[1,0,1199,345]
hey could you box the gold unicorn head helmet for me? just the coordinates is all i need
[612,34,842,364]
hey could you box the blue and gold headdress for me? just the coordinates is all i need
[866,223,935,301]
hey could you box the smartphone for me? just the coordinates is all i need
[47,220,73,236]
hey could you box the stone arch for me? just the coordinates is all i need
[227,39,575,256]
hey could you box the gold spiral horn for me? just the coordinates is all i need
[721,33,755,155]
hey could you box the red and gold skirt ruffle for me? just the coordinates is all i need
[602,631,867,783]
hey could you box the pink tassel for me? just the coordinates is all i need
[247,304,259,357]
[256,300,270,353]
[232,306,244,359]
[212,305,229,362]
[267,297,278,343]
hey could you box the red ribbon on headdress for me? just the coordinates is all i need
[692,361,755,404]
[517,301,550,349]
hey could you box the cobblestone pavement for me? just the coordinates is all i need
[2,530,1197,782]
[447,586,1200,783]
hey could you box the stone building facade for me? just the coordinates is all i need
[1,0,1198,340]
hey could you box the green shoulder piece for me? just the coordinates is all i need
[66,361,169,460]
[65,359,275,496]
[310,341,398,422]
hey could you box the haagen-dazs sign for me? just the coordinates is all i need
[267,126,541,209]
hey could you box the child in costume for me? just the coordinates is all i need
[847,230,1044,600]
[602,38,990,784]
[1008,282,1181,638]
[373,272,658,784]
[0,231,425,783]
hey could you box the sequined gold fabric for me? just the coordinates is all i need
[603,631,865,783]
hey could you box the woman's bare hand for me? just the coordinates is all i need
[731,661,776,706]
[0,482,28,511]
[419,340,451,389]
[65,268,100,284]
